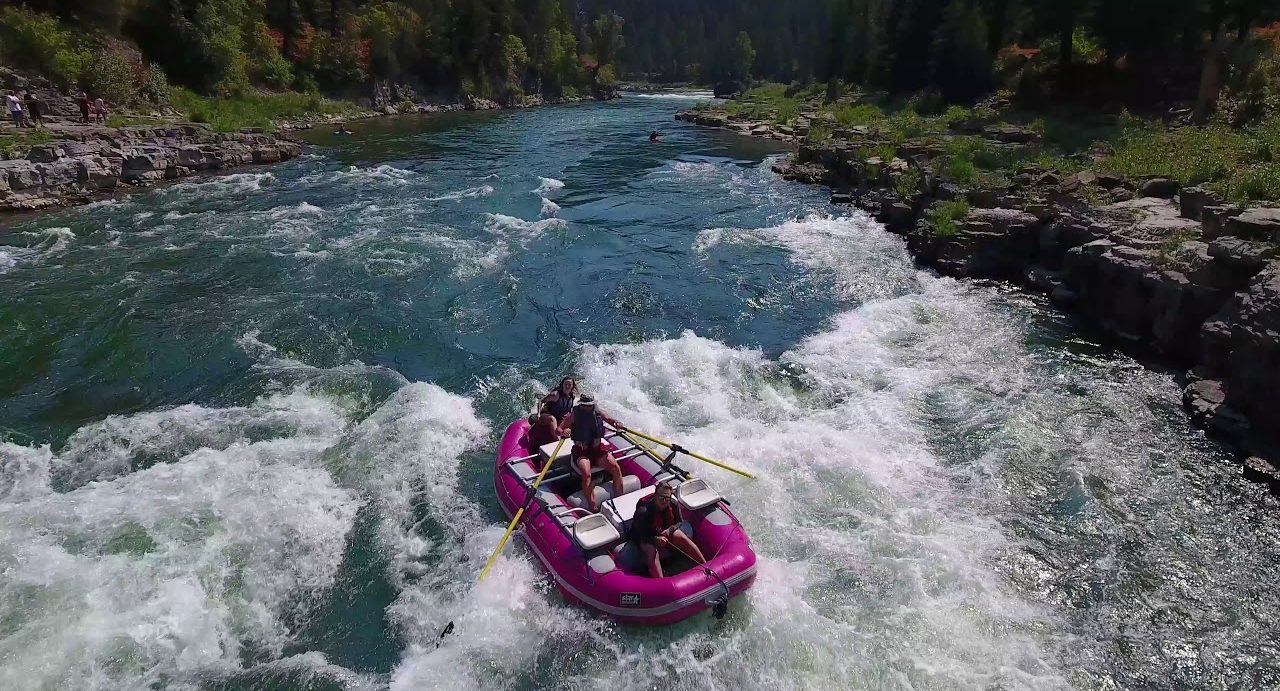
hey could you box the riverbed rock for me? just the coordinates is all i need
[1242,457,1280,490]
[1140,178,1180,199]
[0,126,303,210]
[1225,208,1280,242]
[1180,186,1224,221]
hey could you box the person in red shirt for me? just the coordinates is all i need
[525,413,562,457]
[632,481,707,578]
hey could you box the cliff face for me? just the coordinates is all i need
[0,125,303,212]
[678,108,1280,492]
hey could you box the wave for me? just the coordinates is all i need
[695,214,918,301]
[532,176,564,196]
[426,185,495,202]
[483,213,567,238]
[539,197,560,218]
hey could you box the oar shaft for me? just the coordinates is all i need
[478,436,567,583]
[622,428,755,479]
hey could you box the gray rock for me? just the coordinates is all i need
[1207,237,1279,276]
[1140,178,1180,198]
[1201,205,1243,241]
[1179,186,1224,221]
[1225,208,1280,242]
[1242,457,1279,488]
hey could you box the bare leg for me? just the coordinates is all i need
[601,453,625,497]
[575,457,596,511]
[670,532,707,564]
[641,543,663,578]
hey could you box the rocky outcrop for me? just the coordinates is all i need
[682,107,1280,490]
[0,125,303,211]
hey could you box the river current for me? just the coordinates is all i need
[0,94,1277,691]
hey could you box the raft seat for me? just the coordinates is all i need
[677,479,722,511]
[601,485,656,533]
[573,514,621,551]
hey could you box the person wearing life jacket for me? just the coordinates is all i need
[633,481,707,578]
[540,377,577,423]
[524,413,562,457]
[558,394,625,512]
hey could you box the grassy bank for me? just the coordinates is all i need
[710,83,1280,204]
[169,89,367,133]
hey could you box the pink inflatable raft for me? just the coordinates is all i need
[494,418,757,625]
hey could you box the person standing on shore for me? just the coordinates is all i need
[5,90,25,127]
[93,96,108,124]
[78,92,91,123]
[24,91,42,127]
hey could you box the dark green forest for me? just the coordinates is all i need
[1,0,1278,114]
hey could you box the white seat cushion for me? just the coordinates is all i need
[573,514,621,551]
[677,478,721,511]
[601,485,656,532]
[539,439,572,461]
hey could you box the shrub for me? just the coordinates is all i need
[832,103,885,127]
[84,50,138,105]
[928,199,971,237]
[805,124,832,143]
[170,87,361,132]
[139,63,171,104]
[0,7,91,88]
[1217,162,1280,203]
[894,167,923,197]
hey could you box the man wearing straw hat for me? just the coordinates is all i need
[559,394,626,513]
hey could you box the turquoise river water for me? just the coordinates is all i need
[0,94,1277,690]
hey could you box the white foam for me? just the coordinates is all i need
[426,185,494,202]
[483,213,567,238]
[0,391,364,690]
[532,176,564,196]
[539,197,560,218]
[696,214,917,300]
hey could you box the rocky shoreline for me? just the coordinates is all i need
[0,124,304,212]
[678,107,1280,497]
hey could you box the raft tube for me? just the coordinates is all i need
[493,418,756,625]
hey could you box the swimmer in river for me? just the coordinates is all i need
[335,123,353,135]
[649,130,662,142]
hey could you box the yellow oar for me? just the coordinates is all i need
[478,436,568,582]
[618,427,755,479]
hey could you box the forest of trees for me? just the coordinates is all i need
[0,0,631,103]
[608,0,1280,111]
[1,0,1278,115]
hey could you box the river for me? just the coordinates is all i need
[0,94,1276,691]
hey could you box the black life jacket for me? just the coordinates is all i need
[570,407,605,447]
[641,495,678,534]
[544,392,574,421]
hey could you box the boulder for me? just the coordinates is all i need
[0,160,41,191]
[1201,262,1280,443]
[1225,208,1280,242]
[26,144,66,163]
[1140,178,1180,198]
[1201,205,1243,240]
[1179,186,1224,221]
[1242,457,1280,488]
[1207,237,1279,277]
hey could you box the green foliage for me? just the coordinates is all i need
[1097,121,1253,186]
[894,167,923,198]
[832,103,885,128]
[84,50,138,105]
[928,199,971,238]
[730,31,756,82]
[170,88,361,132]
[0,128,53,159]
[0,7,91,88]
[805,124,833,143]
